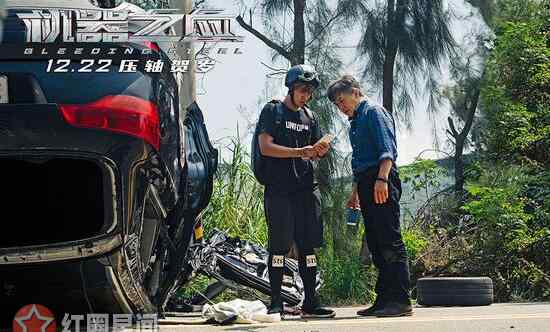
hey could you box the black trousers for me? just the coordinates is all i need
[263,187,323,308]
[357,168,411,304]
[263,188,323,253]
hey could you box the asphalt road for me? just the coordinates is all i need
[159,303,550,332]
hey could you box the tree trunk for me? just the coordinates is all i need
[292,0,306,65]
[454,140,465,193]
[452,86,481,193]
[383,49,397,114]
[383,0,397,113]
[170,0,196,104]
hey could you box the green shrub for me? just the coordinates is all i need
[481,9,550,164]
[400,158,449,200]
[201,136,267,245]
[459,165,550,301]
[403,229,429,263]
[318,251,376,306]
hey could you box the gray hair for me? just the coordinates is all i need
[326,75,363,103]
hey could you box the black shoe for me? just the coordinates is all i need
[374,301,413,317]
[357,300,384,316]
[267,303,282,315]
[267,298,283,316]
[301,306,336,319]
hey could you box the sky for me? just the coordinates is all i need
[195,0,487,166]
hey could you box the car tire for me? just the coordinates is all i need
[417,277,494,306]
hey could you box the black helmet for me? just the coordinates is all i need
[285,64,320,89]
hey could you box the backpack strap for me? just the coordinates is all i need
[267,99,285,129]
[302,105,317,144]
[302,105,315,124]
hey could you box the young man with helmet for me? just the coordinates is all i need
[254,64,335,319]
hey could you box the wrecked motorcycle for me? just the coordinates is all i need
[167,228,322,312]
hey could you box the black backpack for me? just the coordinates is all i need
[251,100,315,185]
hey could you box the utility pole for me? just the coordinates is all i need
[169,0,196,105]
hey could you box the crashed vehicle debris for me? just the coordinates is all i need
[167,229,322,313]
[0,0,316,323]
[0,0,217,323]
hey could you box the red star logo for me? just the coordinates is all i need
[13,304,56,332]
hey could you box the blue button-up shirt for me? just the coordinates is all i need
[349,99,398,182]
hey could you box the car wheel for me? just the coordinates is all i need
[417,277,494,306]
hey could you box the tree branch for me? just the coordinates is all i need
[236,15,292,62]
[447,116,459,138]
[459,86,481,140]
[304,9,344,49]
[446,130,457,145]
[261,61,287,72]
[414,148,453,160]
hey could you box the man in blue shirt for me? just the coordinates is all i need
[327,75,412,317]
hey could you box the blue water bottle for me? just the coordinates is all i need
[347,207,361,226]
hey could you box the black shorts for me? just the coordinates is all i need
[263,188,324,253]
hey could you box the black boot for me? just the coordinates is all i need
[267,295,283,315]
[357,296,385,316]
[301,300,336,319]
[374,301,413,317]
[298,251,335,319]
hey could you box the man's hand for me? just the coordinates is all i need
[374,180,389,204]
[300,145,318,159]
[313,141,330,158]
[374,159,393,204]
[347,188,360,209]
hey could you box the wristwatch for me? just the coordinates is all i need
[376,177,388,183]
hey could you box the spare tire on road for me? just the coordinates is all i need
[417,277,493,306]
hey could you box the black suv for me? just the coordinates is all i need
[0,0,217,320]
